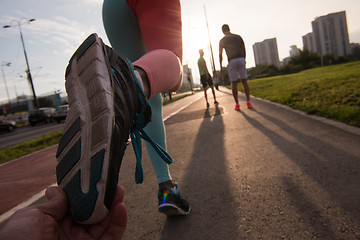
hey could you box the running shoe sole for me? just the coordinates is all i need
[158,204,191,216]
[56,33,136,224]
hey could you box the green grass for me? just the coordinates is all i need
[242,61,360,127]
[0,132,63,165]
[162,93,193,106]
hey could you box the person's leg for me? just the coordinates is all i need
[103,0,174,185]
[126,0,182,61]
[204,87,208,103]
[133,50,182,99]
[144,94,173,185]
[231,81,239,104]
[103,0,190,216]
[210,85,218,103]
[127,0,183,99]
[103,0,182,100]
[241,78,250,102]
[207,75,217,103]
[200,75,209,107]
[238,58,252,108]
[103,0,190,195]
[228,59,239,105]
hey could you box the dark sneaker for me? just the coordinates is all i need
[55,33,165,224]
[206,102,210,108]
[158,184,191,216]
[214,101,219,105]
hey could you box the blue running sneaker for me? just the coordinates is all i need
[56,33,172,224]
[158,184,191,216]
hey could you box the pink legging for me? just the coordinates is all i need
[127,0,183,99]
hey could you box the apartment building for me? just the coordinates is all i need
[302,32,317,52]
[311,11,350,57]
[252,38,280,67]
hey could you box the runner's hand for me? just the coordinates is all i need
[0,186,127,240]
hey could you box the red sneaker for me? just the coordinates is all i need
[234,104,240,111]
[247,102,253,109]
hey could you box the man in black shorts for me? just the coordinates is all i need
[198,49,218,108]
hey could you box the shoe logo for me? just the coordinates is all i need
[162,189,170,204]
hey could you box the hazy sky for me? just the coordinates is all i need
[1,0,359,103]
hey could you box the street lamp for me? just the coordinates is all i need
[3,18,39,108]
[1,62,11,104]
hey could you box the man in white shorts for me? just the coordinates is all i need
[219,24,252,111]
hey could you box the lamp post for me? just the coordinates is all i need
[1,62,11,105]
[204,5,216,78]
[3,18,39,108]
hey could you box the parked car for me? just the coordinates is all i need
[28,107,56,126]
[0,119,17,132]
[53,104,69,123]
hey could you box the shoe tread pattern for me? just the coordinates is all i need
[57,34,110,224]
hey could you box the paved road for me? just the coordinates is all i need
[0,122,64,150]
[1,87,359,239]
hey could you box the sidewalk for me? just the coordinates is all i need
[0,91,203,223]
[1,87,359,239]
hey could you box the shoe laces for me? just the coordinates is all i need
[126,59,174,184]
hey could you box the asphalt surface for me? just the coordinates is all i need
[0,122,64,150]
[0,87,360,239]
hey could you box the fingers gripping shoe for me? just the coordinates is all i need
[55,33,153,224]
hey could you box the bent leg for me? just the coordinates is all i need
[203,88,208,103]
[231,81,239,104]
[102,0,175,184]
[133,50,182,99]
[144,94,172,183]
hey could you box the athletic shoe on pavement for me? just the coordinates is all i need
[55,33,172,224]
[214,101,219,105]
[247,102,253,109]
[235,104,240,111]
[158,184,191,216]
[206,102,210,108]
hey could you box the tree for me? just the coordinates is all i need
[288,49,320,71]
[248,64,280,79]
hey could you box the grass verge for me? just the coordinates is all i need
[239,61,360,127]
[0,132,63,165]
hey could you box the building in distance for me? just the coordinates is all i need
[252,38,280,67]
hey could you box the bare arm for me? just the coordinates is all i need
[241,38,246,59]
[219,43,223,69]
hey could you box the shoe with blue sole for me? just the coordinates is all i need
[55,33,172,224]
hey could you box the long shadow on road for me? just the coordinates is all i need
[241,108,360,237]
[161,105,242,239]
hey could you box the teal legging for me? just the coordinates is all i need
[102,0,171,183]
